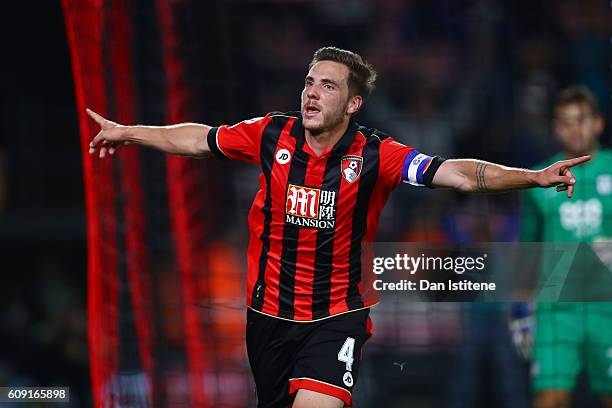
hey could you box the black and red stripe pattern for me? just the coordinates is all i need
[208,112,440,321]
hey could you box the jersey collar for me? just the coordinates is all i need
[292,114,357,158]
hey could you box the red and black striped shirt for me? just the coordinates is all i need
[207,112,443,321]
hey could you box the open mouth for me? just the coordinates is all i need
[304,106,320,117]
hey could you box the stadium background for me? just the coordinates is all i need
[0,0,610,406]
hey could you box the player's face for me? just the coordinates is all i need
[554,102,603,157]
[301,61,361,135]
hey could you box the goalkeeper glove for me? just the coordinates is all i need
[509,302,534,361]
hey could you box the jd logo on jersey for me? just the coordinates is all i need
[285,184,336,228]
[341,155,363,183]
[276,149,291,165]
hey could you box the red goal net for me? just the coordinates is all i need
[62,1,250,406]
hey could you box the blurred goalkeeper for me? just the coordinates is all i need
[520,86,612,408]
[88,47,590,408]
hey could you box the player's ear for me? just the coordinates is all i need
[347,95,362,115]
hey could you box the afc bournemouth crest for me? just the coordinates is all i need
[341,155,363,183]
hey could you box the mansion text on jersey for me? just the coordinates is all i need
[285,184,337,229]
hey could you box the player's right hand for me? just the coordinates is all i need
[86,108,131,158]
[534,155,591,198]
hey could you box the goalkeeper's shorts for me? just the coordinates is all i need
[532,303,612,393]
[246,307,372,407]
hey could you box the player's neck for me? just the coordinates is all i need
[304,120,349,157]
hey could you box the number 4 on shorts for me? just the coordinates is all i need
[338,337,355,371]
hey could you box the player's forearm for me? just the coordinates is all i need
[472,161,538,192]
[127,123,211,157]
[436,159,538,193]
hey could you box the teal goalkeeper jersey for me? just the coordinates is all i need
[521,149,612,243]
[520,149,612,306]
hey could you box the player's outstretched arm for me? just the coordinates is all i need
[86,108,212,158]
[431,156,591,198]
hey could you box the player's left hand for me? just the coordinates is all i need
[534,155,591,198]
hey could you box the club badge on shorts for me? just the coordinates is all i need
[341,155,363,183]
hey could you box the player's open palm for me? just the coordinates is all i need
[87,108,131,158]
[536,155,591,198]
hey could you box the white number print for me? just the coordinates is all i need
[338,337,355,371]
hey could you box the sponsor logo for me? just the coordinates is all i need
[276,149,291,164]
[286,185,321,219]
[559,198,602,238]
[285,184,336,229]
[341,155,363,183]
[597,175,612,196]
[343,372,353,387]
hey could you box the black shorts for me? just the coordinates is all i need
[246,308,372,408]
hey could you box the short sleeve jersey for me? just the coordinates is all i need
[208,112,443,321]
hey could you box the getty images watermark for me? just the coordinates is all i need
[363,242,612,302]
[371,253,497,292]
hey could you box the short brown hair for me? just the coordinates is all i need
[554,85,600,115]
[309,46,377,100]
